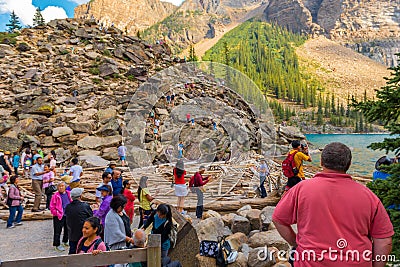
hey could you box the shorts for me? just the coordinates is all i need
[120,156,126,161]
[69,180,81,189]
[174,184,188,197]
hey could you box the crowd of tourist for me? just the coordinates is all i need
[0,138,396,266]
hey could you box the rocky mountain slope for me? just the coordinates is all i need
[0,19,173,166]
[263,0,400,67]
[121,0,267,54]
[0,19,300,168]
[74,0,177,34]
[74,0,400,66]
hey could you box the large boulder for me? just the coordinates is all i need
[52,127,74,138]
[231,215,251,235]
[77,135,122,149]
[237,205,252,217]
[78,155,109,168]
[67,120,95,133]
[196,254,216,267]
[99,63,119,77]
[230,252,248,267]
[246,209,261,231]
[248,230,289,251]
[226,232,248,251]
[23,96,55,116]
[260,206,275,231]
[5,118,40,137]
[77,150,101,157]
[102,147,119,160]
[278,125,305,140]
[195,217,225,242]
[202,210,222,219]
[53,148,71,163]
[0,137,23,152]
[221,213,236,227]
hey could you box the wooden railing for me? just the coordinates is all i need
[0,234,161,267]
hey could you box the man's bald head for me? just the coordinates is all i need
[133,229,146,248]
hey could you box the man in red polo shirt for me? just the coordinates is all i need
[273,142,394,267]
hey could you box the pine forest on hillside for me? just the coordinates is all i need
[203,21,375,133]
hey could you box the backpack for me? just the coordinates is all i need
[78,237,109,253]
[215,237,233,267]
[189,175,196,193]
[282,151,299,178]
[166,220,178,248]
[6,190,13,207]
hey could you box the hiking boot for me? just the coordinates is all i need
[14,222,23,226]
[55,245,65,252]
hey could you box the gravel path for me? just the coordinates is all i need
[0,219,68,262]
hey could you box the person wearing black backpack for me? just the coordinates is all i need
[283,140,312,191]
[76,217,107,255]
[143,204,173,259]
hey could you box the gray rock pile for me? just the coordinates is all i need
[195,205,292,266]
[0,19,174,166]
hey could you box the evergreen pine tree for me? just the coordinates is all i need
[188,45,198,62]
[353,53,400,259]
[33,8,45,27]
[6,11,22,33]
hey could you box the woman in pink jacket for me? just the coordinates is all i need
[6,176,24,229]
[50,182,72,252]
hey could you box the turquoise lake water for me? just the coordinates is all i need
[305,134,397,176]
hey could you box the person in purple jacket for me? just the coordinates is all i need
[6,176,24,229]
[93,185,113,226]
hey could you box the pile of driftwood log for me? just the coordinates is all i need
[0,155,372,221]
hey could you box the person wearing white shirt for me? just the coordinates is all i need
[69,158,83,189]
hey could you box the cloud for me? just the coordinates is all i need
[0,0,36,25]
[160,0,184,6]
[0,0,68,25]
[41,6,67,22]
[68,0,91,4]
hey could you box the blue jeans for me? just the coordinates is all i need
[7,205,23,227]
[260,175,267,198]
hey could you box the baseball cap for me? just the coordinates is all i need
[97,185,111,192]
[70,188,84,199]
